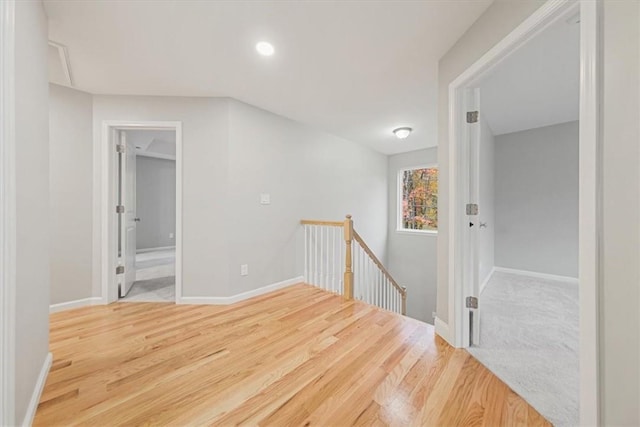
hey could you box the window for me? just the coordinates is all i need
[398,166,438,232]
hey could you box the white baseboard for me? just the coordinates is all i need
[178,276,304,305]
[434,316,453,346]
[50,297,102,313]
[20,352,52,427]
[493,267,579,284]
[136,246,175,254]
[479,267,495,295]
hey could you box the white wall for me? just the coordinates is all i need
[89,96,388,299]
[478,117,495,286]
[227,99,388,295]
[49,84,93,304]
[14,0,50,423]
[494,121,578,278]
[92,96,231,298]
[387,148,438,323]
[135,156,176,250]
[437,0,640,423]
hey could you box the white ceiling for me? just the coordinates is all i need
[477,12,580,136]
[125,130,176,158]
[44,0,493,154]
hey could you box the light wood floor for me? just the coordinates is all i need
[35,284,550,426]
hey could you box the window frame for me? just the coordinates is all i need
[396,164,438,235]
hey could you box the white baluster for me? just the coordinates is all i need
[393,283,397,313]
[395,285,398,313]
[304,226,308,283]
[368,260,372,305]
[314,226,319,286]
[385,276,388,310]
[331,227,335,293]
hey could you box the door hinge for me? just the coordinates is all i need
[466,203,478,215]
[116,144,125,153]
[466,296,478,309]
[116,265,125,275]
[466,111,479,124]
[116,205,125,214]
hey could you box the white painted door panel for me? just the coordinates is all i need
[119,131,137,297]
[467,88,481,346]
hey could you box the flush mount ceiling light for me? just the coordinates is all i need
[393,127,412,139]
[256,41,275,56]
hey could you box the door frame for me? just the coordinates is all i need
[447,0,601,425]
[100,120,183,304]
[0,0,16,424]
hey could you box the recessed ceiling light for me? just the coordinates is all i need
[256,41,275,56]
[393,127,412,139]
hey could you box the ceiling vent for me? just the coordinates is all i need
[48,41,73,87]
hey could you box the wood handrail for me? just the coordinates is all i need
[353,230,407,298]
[301,215,407,315]
[300,219,344,227]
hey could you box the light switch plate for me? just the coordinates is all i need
[240,264,249,276]
[260,193,270,205]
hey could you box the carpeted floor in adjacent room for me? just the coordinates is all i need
[467,270,579,427]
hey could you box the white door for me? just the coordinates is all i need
[118,131,137,297]
[466,88,481,346]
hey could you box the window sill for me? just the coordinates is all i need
[396,229,438,236]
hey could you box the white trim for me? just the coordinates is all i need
[179,276,304,305]
[578,2,603,424]
[99,121,183,305]
[446,1,601,425]
[20,352,52,427]
[0,0,16,424]
[493,267,578,284]
[479,266,495,294]
[136,245,176,254]
[434,316,451,344]
[50,297,102,313]
[395,229,438,237]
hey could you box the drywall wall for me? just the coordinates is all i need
[478,117,495,287]
[92,96,230,298]
[494,121,578,278]
[49,84,93,304]
[227,99,388,295]
[14,0,50,423]
[135,156,176,250]
[92,97,387,299]
[601,1,640,424]
[436,0,544,325]
[387,148,438,323]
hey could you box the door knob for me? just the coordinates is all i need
[134,217,141,222]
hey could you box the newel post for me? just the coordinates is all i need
[343,214,354,300]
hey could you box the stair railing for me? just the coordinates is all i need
[300,215,407,315]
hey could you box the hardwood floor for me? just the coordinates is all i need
[35,284,550,426]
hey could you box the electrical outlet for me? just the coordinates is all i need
[169,232,174,239]
[240,264,249,276]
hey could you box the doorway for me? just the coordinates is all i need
[447,1,601,426]
[464,9,580,427]
[101,121,182,304]
[119,129,177,302]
